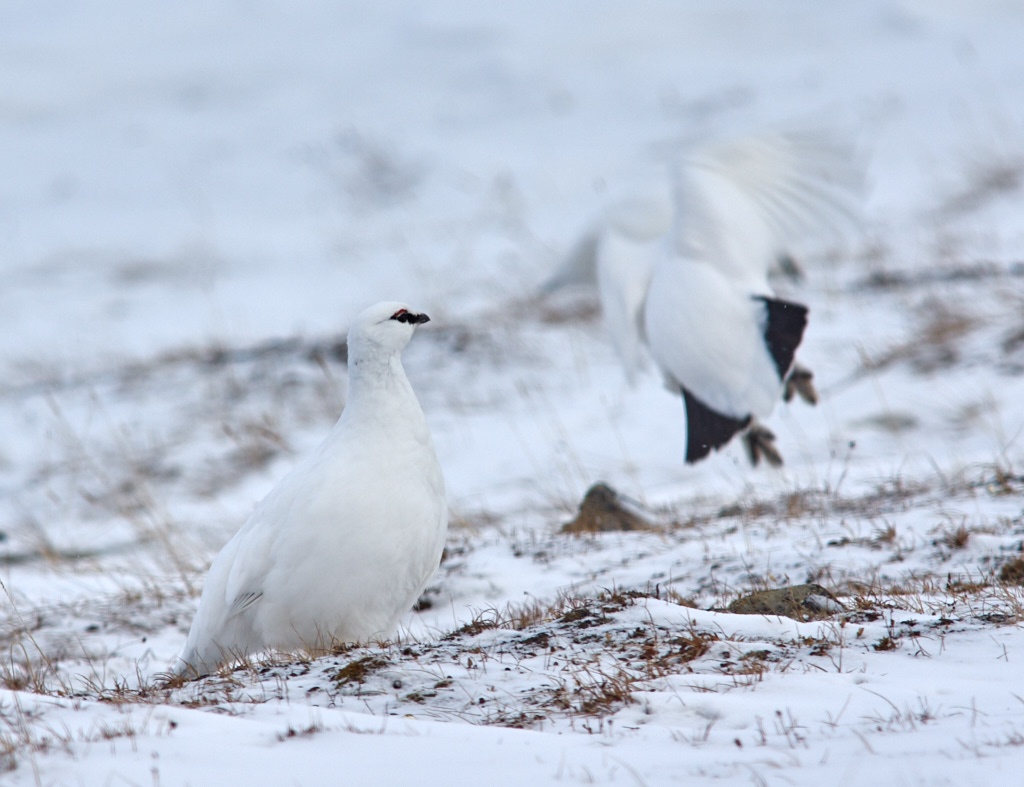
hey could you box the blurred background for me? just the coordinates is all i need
[3,0,1024,564]
[4,0,1024,372]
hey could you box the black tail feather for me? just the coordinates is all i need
[682,387,751,464]
[752,296,808,380]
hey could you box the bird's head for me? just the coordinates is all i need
[347,301,431,363]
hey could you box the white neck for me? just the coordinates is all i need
[335,349,426,441]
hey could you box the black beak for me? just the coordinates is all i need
[414,313,430,325]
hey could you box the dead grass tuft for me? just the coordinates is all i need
[276,719,326,742]
[331,655,390,687]
[873,635,899,652]
[939,153,1024,217]
[860,298,979,375]
[938,523,972,551]
[999,556,1024,585]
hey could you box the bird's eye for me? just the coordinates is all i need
[390,309,409,322]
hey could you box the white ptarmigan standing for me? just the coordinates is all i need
[173,302,447,678]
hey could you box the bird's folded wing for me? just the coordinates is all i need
[228,590,264,619]
[219,514,277,621]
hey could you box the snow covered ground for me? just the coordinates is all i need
[2,1,1024,784]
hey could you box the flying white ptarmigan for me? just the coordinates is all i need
[173,302,447,678]
[546,130,862,465]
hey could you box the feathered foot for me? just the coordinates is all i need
[743,421,783,467]
[784,363,818,405]
[776,252,805,281]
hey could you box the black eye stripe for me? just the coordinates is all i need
[389,309,429,325]
[391,310,413,323]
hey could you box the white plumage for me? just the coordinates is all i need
[645,262,781,423]
[174,301,447,677]
[644,252,807,465]
[546,129,862,294]
[548,130,861,464]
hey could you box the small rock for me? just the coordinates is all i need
[728,584,845,620]
[560,483,654,534]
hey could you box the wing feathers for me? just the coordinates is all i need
[228,590,263,619]
[682,387,752,463]
[753,296,809,380]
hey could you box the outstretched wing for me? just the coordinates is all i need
[594,222,660,383]
[546,191,671,383]
[672,130,864,287]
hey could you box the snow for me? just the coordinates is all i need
[2,1,1024,784]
